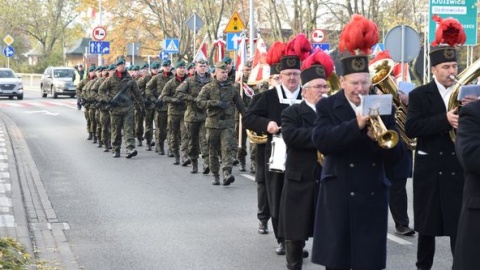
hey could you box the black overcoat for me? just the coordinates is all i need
[453,100,480,270]
[278,101,320,240]
[311,90,402,269]
[405,80,464,236]
[243,86,302,220]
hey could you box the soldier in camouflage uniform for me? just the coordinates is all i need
[76,66,96,140]
[134,63,150,148]
[90,66,109,148]
[146,59,173,155]
[187,62,195,77]
[98,59,145,158]
[175,59,212,174]
[222,56,236,82]
[160,60,189,166]
[130,65,144,146]
[86,66,105,144]
[143,62,159,150]
[197,62,246,186]
[96,64,116,151]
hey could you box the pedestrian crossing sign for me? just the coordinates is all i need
[165,38,179,54]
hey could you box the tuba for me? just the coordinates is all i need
[327,72,341,96]
[448,58,480,142]
[246,129,268,144]
[369,59,416,150]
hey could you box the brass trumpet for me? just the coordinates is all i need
[368,108,399,149]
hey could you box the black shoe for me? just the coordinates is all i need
[92,136,97,143]
[240,163,246,172]
[112,150,120,158]
[202,166,210,175]
[395,225,415,236]
[182,158,191,167]
[137,140,143,147]
[232,159,240,166]
[146,142,152,151]
[275,242,286,255]
[223,173,235,186]
[302,250,309,258]
[97,141,103,148]
[212,176,220,185]
[126,149,138,159]
[167,149,174,157]
[250,164,256,174]
[87,133,93,140]
[173,157,180,165]
[191,160,198,174]
[258,222,268,234]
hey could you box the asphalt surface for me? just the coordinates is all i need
[0,89,454,270]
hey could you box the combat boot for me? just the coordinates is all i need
[240,162,246,172]
[167,149,174,157]
[212,175,220,185]
[146,141,152,151]
[159,143,165,155]
[250,163,256,174]
[92,135,97,144]
[137,138,143,146]
[232,159,240,166]
[223,170,235,186]
[190,159,198,174]
[103,143,110,152]
[87,132,93,140]
[97,140,103,148]
[173,156,180,165]
[181,154,191,167]
[202,163,210,174]
[112,149,120,158]
[126,148,138,159]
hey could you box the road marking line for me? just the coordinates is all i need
[0,214,15,227]
[387,233,412,245]
[241,174,255,181]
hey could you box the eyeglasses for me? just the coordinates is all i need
[281,72,301,77]
[271,76,280,81]
[305,84,330,90]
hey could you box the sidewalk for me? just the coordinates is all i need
[0,111,79,269]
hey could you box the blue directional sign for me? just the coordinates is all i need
[89,41,110,55]
[3,46,15,58]
[226,32,242,51]
[312,43,330,52]
[159,50,169,60]
[164,38,179,53]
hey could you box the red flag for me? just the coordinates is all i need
[248,35,270,85]
[213,39,226,63]
[235,35,247,82]
[393,62,411,83]
[87,7,96,18]
[194,35,208,62]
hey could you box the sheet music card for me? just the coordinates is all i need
[457,85,480,101]
[361,94,393,116]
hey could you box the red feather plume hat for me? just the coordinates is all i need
[279,34,312,71]
[266,42,286,75]
[429,15,465,66]
[300,49,334,84]
[338,14,379,75]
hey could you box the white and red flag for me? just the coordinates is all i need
[235,34,247,82]
[247,35,270,85]
[213,38,226,63]
[193,35,208,62]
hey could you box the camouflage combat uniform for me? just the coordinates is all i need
[76,75,96,139]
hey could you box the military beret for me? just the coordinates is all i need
[101,65,108,71]
[132,65,140,71]
[88,66,96,72]
[150,62,160,69]
[221,56,232,64]
[141,63,149,69]
[197,59,208,65]
[162,59,171,66]
[215,61,227,70]
[187,62,195,70]
[107,64,116,71]
[175,60,186,68]
[116,59,126,66]
[96,65,103,71]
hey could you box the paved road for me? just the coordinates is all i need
[0,90,454,269]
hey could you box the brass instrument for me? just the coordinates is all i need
[246,129,268,144]
[369,59,416,150]
[317,151,324,166]
[327,72,341,96]
[368,108,400,149]
[448,58,480,142]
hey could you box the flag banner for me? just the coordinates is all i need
[235,35,247,82]
[393,62,411,83]
[213,39,226,63]
[247,35,270,85]
[242,82,254,98]
[194,35,209,62]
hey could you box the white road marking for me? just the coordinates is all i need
[387,233,412,245]
[241,174,256,181]
[25,110,59,116]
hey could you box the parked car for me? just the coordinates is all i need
[41,67,76,98]
[0,68,24,100]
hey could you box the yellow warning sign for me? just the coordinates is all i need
[224,12,246,33]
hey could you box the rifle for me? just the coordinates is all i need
[107,79,133,109]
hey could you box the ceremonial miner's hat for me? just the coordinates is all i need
[338,15,378,75]
[280,34,312,71]
[300,49,334,84]
[266,42,285,76]
[429,15,465,66]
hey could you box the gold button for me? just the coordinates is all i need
[349,163,355,168]
[350,192,355,197]
[439,171,443,175]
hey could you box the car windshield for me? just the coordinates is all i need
[0,70,15,78]
[53,69,74,78]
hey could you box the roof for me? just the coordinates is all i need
[66,38,92,55]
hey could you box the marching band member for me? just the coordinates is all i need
[311,15,402,270]
[279,49,333,269]
[243,35,310,255]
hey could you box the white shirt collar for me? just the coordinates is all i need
[282,83,301,100]
[304,100,316,112]
[433,76,454,110]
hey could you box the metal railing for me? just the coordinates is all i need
[17,73,42,91]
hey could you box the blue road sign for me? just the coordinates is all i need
[159,50,169,60]
[226,32,242,51]
[89,41,110,54]
[3,46,15,57]
[371,43,384,56]
[312,43,330,52]
[164,38,179,53]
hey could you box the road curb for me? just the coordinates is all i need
[0,111,80,270]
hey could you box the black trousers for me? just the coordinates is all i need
[255,144,270,223]
[388,177,410,227]
[416,234,457,269]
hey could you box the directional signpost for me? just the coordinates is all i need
[226,32,242,51]
[89,41,110,54]
[311,29,326,43]
[224,12,246,53]
[186,13,204,57]
[92,26,107,41]
[159,50,169,61]
[164,38,179,54]
[3,46,14,57]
